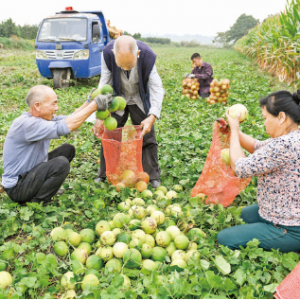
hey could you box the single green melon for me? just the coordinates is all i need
[96,110,110,120]
[104,117,118,131]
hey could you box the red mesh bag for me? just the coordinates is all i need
[191,119,251,207]
[274,261,300,299]
[99,125,149,187]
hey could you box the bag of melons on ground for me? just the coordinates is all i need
[207,79,230,105]
[191,104,251,207]
[92,85,150,191]
[181,78,200,100]
[100,125,150,192]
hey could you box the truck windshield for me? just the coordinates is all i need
[38,18,88,42]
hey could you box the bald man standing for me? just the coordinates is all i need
[93,36,164,188]
[2,85,112,205]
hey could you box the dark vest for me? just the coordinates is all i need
[103,40,156,115]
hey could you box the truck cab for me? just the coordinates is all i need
[35,8,114,88]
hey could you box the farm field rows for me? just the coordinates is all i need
[0,46,298,299]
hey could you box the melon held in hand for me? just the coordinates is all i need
[228,104,248,122]
[104,117,118,131]
[96,110,110,120]
[100,84,114,95]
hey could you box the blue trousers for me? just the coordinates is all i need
[217,204,300,252]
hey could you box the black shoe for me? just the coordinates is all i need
[56,189,65,196]
[150,179,161,189]
[94,176,106,183]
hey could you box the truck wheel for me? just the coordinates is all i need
[53,69,69,89]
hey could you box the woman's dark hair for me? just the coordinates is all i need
[191,53,201,60]
[259,90,300,123]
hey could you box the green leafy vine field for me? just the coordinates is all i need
[0,46,298,299]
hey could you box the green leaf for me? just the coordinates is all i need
[245,238,260,248]
[233,269,246,286]
[122,267,140,278]
[214,255,231,275]
[260,271,272,284]
[92,289,101,299]
[124,290,138,299]
[39,276,50,288]
[282,252,298,271]
[19,207,34,221]
[189,197,200,208]
[263,283,279,293]
[157,286,170,299]
[84,210,92,218]
[179,179,190,185]
[202,293,228,299]
[188,283,202,296]
[205,271,224,289]
[223,278,236,292]
[45,254,57,267]
[192,132,203,140]
[21,276,37,288]
[111,274,124,288]
[200,259,210,269]
[101,286,125,299]
[169,265,184,272]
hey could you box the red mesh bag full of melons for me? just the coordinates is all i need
[100,125,149,190]
[191,119,251,207]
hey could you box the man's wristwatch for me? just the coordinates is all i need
[87,88,96,103]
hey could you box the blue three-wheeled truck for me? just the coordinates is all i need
[35,7,115,89]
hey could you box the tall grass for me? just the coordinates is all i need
[235,0,300,86]
[0,37,34,50]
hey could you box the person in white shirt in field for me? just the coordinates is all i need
[92,35,165,188]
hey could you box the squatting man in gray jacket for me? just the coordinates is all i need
[2,85,112,205]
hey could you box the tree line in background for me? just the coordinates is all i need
[1,13,260,47]
[123,32,172,45]
[126,14,260,47]
[0,19,182,46]
[0,18,39,40]
[124,32,203,47]
[213,14,259,47]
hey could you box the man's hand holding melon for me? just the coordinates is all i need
[91,84,127,134]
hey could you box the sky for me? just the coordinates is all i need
[0,0,287,37]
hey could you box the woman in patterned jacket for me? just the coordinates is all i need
[218,90,300,252]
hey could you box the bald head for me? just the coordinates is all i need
[26,85,55,107]
[26,85,59,121]
[113,35,138,55]
[113,35,140,70]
